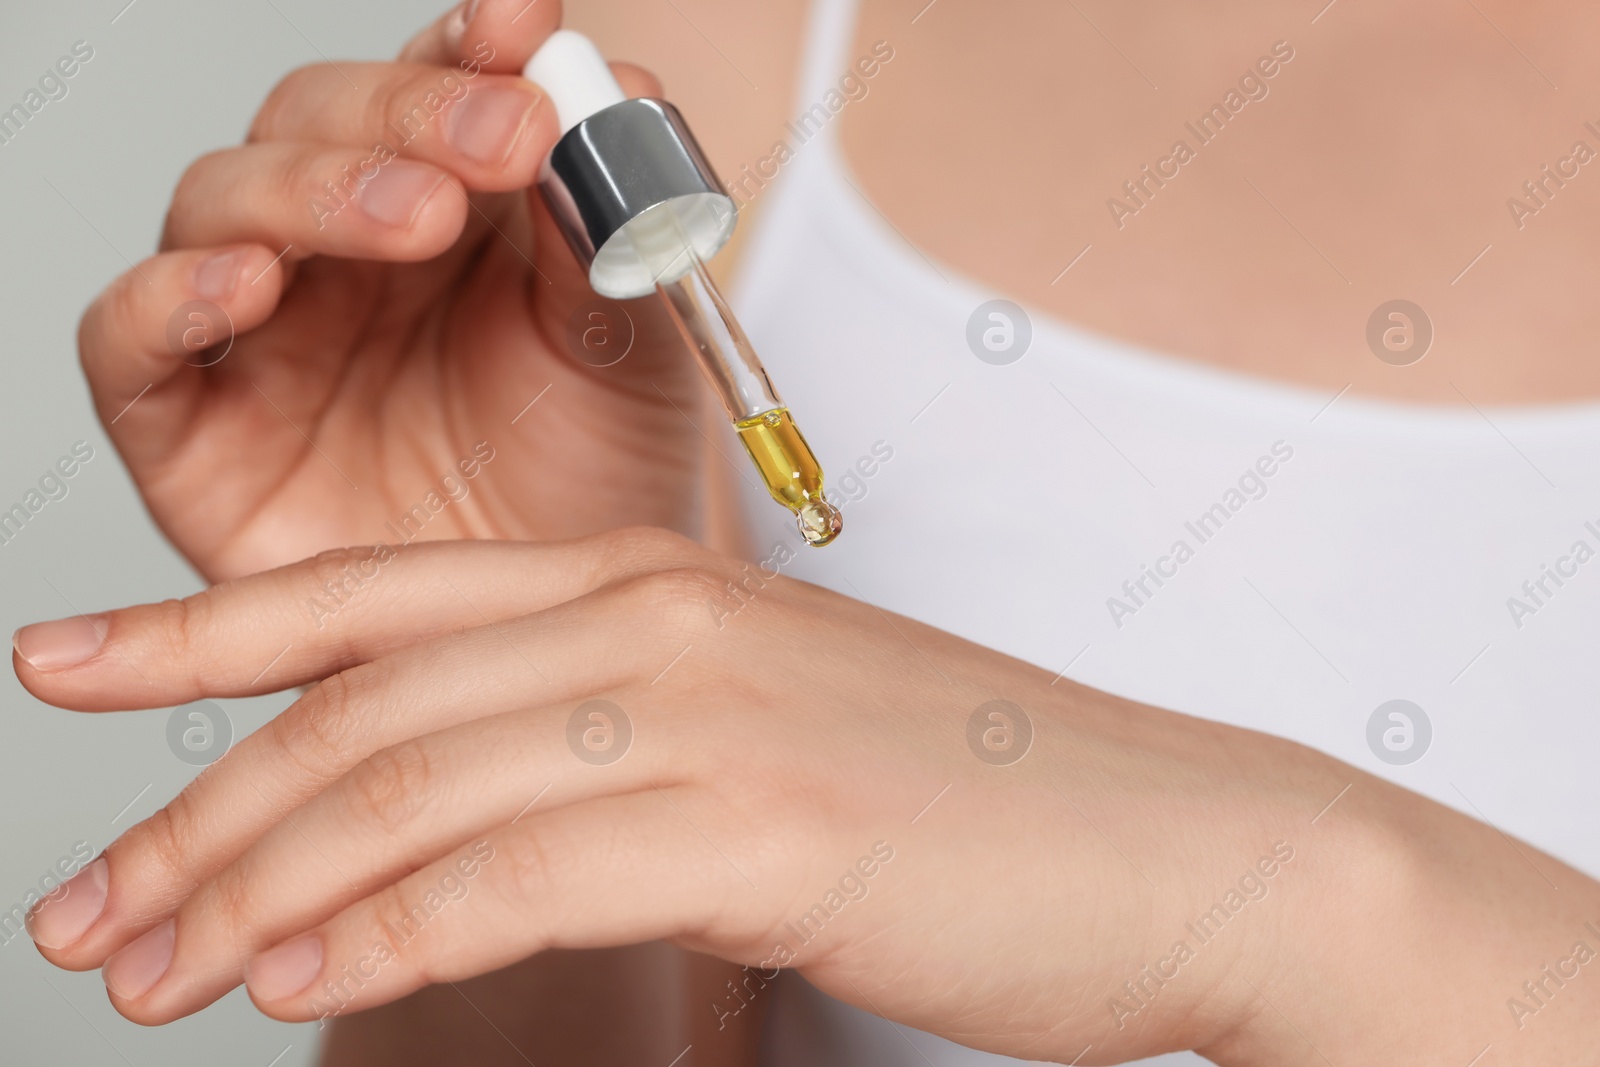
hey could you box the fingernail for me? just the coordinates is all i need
[446,86,537,165]
[444,0,483,50]
[356,162,446,228]
[245,935,324,1001]
[27,858,109,950]
[103,919,175,1001]
[194,249,247,301]
[13,615,108,671]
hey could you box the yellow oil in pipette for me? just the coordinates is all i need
[734,408,842,546]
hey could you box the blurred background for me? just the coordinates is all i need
[0,2,517,1063]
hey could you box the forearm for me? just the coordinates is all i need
[1208,766,1600,1065]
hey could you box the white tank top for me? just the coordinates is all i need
[737,3,1600,1063]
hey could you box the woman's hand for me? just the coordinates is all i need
[80,0,704,584]
[16,531,1600,1064]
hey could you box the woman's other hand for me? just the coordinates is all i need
[78,0,704,584]
[17,530,1600,1064]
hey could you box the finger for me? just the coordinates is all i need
[101,703,668,1020]
[14,529,701,709]
[77,245,287,466]
[23,538,722,971]
[399,0,564,73]
[241,791,742,1023]
[161,142,466,261]
[250,64,555,193]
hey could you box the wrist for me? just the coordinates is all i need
[1200,769,1406,1064]
[1212,770,1600,1066]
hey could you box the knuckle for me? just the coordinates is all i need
[345,739,435,833]
[81,265,156,354]
[144,591,209,663]
[162,149,243,249]
[204,858,264,952]
[503,825,567,904]
[370,68,437,146]
[134,792,205,890]
[371,880,442,985]
[250,63,321,142]
[270,668,376,783]
[162,152,223,247]
[169,149,229,217]
[302,545,391,610]
[280,144,332,210]
[169,155,205,209]
[588,524,707,588]
[307,543,387,572]
[627,565,742,634]
[598,526,702,574]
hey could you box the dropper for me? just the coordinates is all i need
[525,32,843,547]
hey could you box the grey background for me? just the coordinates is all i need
[0,1,446,1063]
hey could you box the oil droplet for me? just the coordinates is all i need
[732,408,843,547]
[797,498,843,547]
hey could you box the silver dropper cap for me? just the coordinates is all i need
[527,33,736,299]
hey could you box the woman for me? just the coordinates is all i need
[18,0,1600,1063]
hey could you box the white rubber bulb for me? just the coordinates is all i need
[524,30,627,135]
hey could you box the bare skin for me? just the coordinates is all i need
[30,0,1600,1064]
[840,0,1600,404]
[17,533,1600,1065]
[597,0,1600,404]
